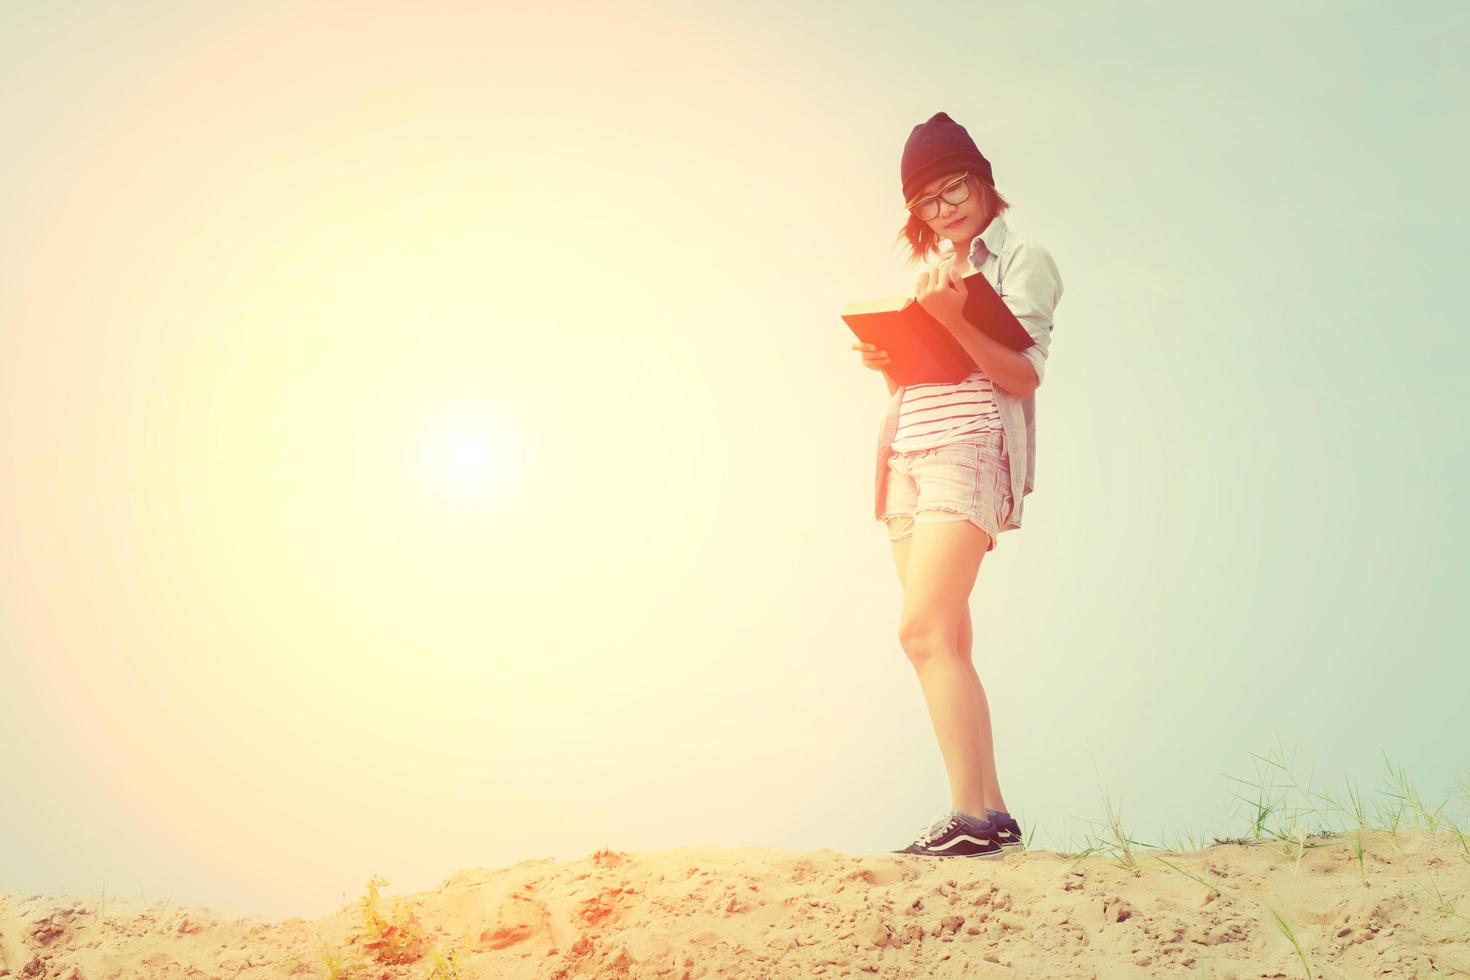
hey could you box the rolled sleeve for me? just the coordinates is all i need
[1001,241,1063,388]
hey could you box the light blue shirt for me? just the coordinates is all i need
[873,213,1064,533]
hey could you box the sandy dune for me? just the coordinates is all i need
[3,828,1467,978]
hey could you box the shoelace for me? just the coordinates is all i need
[913,812,959,847]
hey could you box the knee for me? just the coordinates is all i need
[897,618,961,665]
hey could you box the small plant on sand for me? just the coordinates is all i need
[1151,855,1221,898]
[1056,821,1109,863]
[347,875,428,966]
[1381,751,1453,834]
[1224,760,1283,842]
[318,876,473,979]
[1263,903,1313,979]
[1078,751,1149,873]
[1099,789,1145,873]
[1342,776,1370,827]
[1452,821,1470,867]
[1059,838,1111,864]
[1419,871,1470,933]
[1219,742,1345,870]
[319,935,370,979]
[1346,828,1368,884]
[1162,825,1207,853]
[1339,776,1371,883]
[422,935,475,980]
[151,895,174,933]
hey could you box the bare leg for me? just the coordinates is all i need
[956,606,1007,815]
[888,515,1006,818]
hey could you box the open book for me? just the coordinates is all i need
[842,269,1035,386]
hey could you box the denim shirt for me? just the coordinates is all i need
[874,214,1064,531]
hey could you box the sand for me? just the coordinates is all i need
[3,828,1467,979]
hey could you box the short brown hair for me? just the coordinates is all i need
[894,173,1011,266]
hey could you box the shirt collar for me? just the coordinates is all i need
[968,213,1008,264]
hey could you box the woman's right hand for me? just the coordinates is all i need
[851,342,891,372]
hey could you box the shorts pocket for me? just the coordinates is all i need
[929,441,983,471]
[938,431,1002,466]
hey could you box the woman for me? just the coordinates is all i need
[851,111,1064,859]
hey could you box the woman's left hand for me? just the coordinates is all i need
[915,262,968,328]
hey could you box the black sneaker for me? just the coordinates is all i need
[985,811,1026,852]
[891,811,1004,859]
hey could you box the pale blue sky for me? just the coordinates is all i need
[1,0,1466,920]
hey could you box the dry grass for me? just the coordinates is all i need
[1043,740,1470,978]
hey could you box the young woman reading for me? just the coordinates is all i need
[850,111,1064,858]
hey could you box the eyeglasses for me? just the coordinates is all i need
[906,173,971,222]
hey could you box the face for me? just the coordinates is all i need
[909,171,989,246]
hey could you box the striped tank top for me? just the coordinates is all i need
[889,367,1003,454]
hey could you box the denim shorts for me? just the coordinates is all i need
[880,429,1013,552]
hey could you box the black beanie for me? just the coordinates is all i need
[900,111,993,204]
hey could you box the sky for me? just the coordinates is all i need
[1,0,1466,921]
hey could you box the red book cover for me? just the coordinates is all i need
[842,271,1034,386]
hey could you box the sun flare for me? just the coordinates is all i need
[417,409,521,503]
